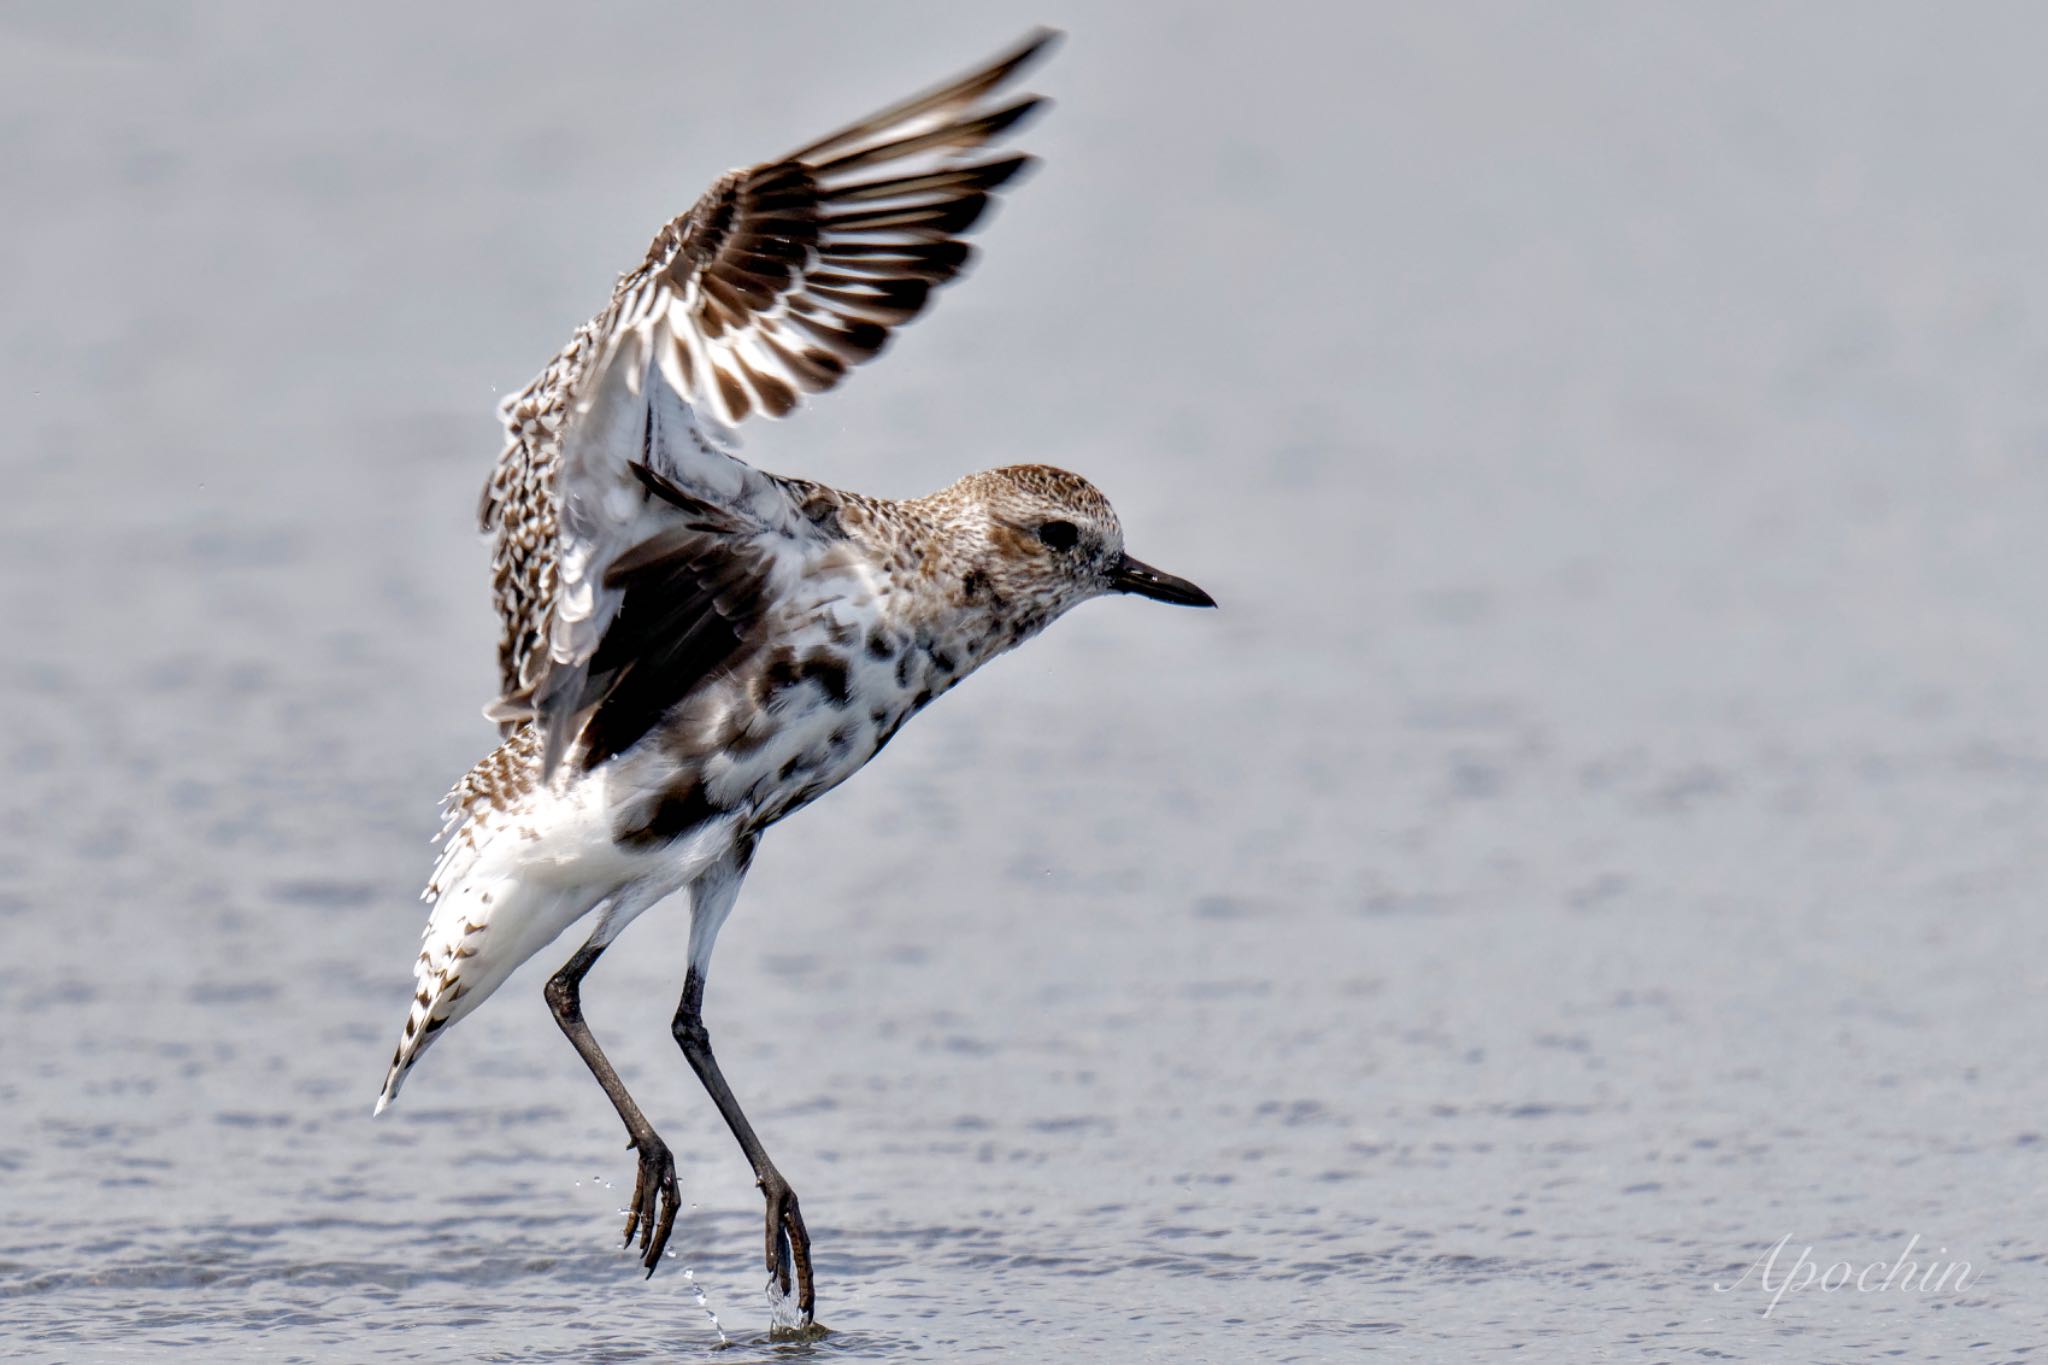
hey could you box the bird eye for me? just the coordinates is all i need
[1035,520,1080,550]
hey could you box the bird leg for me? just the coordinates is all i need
[545,941,681,1275]
[672,967,815,1322]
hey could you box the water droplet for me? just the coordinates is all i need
[682,1266,728,1346]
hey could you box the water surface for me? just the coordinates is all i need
[4,2,2047,1359]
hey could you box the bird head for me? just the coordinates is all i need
[945,464,1215,622]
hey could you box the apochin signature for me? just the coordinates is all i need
[1714,1234,1976,1317]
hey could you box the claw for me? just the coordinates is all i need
[621,1137,680,1275]
[760,1177,815,1323]
[644,1161,681,1277]
[623,1176,643,1248]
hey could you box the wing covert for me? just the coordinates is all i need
[477,29,1057,775]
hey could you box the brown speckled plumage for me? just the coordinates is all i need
[377,30,1213,1327]
[479,32,1053,733]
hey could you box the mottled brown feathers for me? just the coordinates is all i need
[477,30,1056,732]
[577,521,775,773]
[624,38,1047,427]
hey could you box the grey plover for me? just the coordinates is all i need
[374,28,1212,1323]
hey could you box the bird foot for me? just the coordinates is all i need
[760,1175,815,1325]
[622,1134,680,1275]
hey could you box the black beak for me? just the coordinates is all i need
[1110,552,1216,608]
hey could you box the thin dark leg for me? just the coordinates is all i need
[672,967,814,1320]
[545,941,680,1276]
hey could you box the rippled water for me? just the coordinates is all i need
[6,3,2048,1359]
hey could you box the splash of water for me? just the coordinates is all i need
[766,1277,807,1335]
[764,1229,812,1337]
[685,1266,729,1347]
[571,1171,724,1343]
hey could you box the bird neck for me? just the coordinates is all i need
[853,498,1061,683]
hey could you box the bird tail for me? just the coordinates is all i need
[374,730,717,1115]
[374,839,595,1115]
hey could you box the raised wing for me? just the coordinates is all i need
[626,26,1056,428]
[478,30,1058,776]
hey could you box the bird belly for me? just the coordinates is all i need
[380,763,736,1111]
[714,643,928,830]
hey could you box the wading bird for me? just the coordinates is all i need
[374,29,1212,1324]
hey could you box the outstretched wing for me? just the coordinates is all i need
[625,26,1056,428]
[478,29,1059,775]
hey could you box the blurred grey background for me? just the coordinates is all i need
[4,2,2046,1360]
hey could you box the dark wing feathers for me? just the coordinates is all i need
[624,457,749,528]
[782,28,1058,164]
[568,463,781,771]
[576,534,770,773]
[809,96,1044,177]
[479,31,1055,776]
[629,28,1057,427]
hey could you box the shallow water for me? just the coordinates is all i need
[5,2,2048,1359]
